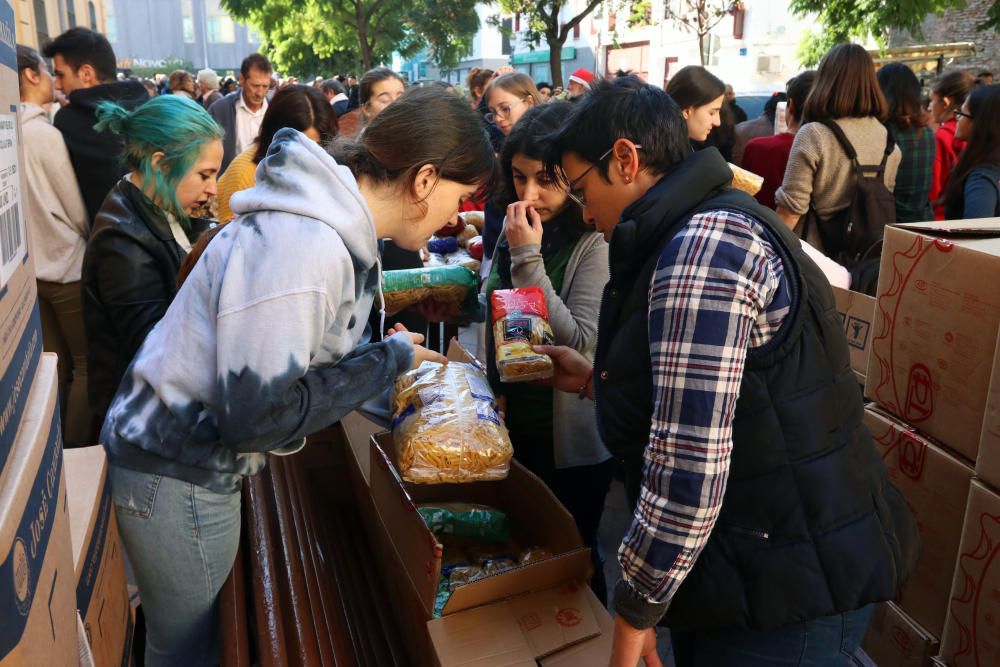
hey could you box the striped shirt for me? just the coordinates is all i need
[618,208,791,612]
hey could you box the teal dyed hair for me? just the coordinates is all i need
[94,95,223,220]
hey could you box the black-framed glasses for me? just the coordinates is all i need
[954,110,974,121]
[485,97,528,124]
[566,144,643,209]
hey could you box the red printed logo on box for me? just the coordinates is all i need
[949,510,1000,666]
[555,608,583,627]
[520,613,542,631]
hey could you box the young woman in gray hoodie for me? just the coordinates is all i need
[100,88,497,667]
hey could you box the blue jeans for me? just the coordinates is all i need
[110,465,241,667]
[671,604,875,667]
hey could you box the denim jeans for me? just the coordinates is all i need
[671,603,875,667]
[110,464,241,667]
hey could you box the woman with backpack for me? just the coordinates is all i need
[775,44,901,261]
[944,84,1000,219]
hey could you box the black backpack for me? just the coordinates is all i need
[800,119,896,295]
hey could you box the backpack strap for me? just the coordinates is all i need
[817,118,858,162]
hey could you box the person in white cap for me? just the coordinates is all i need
[197,68,222,109]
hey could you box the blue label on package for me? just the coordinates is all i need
[0,304,42,473]
[0,2,15,72]
[0,406,63,659]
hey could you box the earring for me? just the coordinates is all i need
[624,176,631,183]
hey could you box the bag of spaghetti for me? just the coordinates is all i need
[391,361,513,483]
[381,265,478,319]
[491,287,554,382]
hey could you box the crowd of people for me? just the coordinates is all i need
[16,23,1000,667]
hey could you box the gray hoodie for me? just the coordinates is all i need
[101,129,414,493]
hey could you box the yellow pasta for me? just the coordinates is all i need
[392,362,513,484]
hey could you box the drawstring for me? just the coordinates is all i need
[376,248,386,342]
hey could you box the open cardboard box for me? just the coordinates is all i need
[831,285,875,386]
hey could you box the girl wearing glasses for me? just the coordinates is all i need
[944,84,1000,219]
[482,102,615,605]
[485,72,542,136]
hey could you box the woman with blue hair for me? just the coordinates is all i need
[81,94,222,435]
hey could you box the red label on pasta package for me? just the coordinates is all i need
[491,287,549,322]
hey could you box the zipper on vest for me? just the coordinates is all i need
[724,526,770,539]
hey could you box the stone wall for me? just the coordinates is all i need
[890,0,999,75]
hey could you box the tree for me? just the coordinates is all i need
[788,0,979,66]
[664,0,738,67]
[490,0,606,88]
[223,0,478,73]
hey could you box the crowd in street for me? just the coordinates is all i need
[16,22,1000,667]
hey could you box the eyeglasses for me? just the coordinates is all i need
[566,144,643,209]
[485,97,528,124]
[954,110,974,121]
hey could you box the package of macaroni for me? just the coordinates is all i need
[417,503,509,542]
[381,265,478,319]
[491,287,555,382]
[391,361,513,483]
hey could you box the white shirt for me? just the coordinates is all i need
[235,93,267,155]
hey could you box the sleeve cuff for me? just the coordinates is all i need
[385,330,415,375]
[613,579,669,630]
[508,243,542,262]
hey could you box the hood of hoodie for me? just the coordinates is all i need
[67,79,149,112]
[19,102,49,124]
[229,127,378,270]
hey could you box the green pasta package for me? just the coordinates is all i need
[382,265,478,319]
[417,503,510,542]
[391,361,513,483]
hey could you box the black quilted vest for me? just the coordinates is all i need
[595,149,918,632]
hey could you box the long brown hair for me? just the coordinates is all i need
[876,63,926,132]
[932,70,975,116]
[329,87,496,205]
[802,44,888,123]
[944,84,1000,213]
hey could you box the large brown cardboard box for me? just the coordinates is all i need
[366,431,603,665]
[864,407,975,637]
[866,220,1000,464]
[66,446,134,667]
[0,0,41,487]
[939,479,1000,667]
[832,286,876,385]
[0,354,77,666]
[862,601,939,667]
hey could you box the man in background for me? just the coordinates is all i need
[209,53,272,173]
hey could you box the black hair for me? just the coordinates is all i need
[665,65,725,110]
[253,85,338,163]
[536,82,552,90]
[322,78,345,95]
[543,75,691,183]
[240,53,272,78]
[15,45,42,90]
[360,67,405,105]
[944,84,1000,212]
[784,72,814,124]
[41,27,116,82]
[877,63,925,132]
[762,91,787,123]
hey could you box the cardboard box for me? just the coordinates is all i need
[66,446,134,667]
[939,479,1000,667]
[0,354,77,666]
[832,286,876,385]
[366,431,603,664]
[864,407,975,637]
[866,220,1000,463]
[862,601,939,667]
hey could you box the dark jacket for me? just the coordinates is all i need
[201,90,223,109]
[208,90,242,173]
[82,177,211,428]
[54,80,149,223]
[597,149,918,632]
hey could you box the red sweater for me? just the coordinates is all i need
[930,119,967,220]
[741,132,796,210]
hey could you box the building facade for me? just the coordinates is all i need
[14,0,107,50]
[107,0,261,75]
[890,0,998,76]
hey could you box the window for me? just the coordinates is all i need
[67,0,76,27]
[33,0,49,48]
[208,16,235,43]
[247,28,261,43]
[501,17,512,55]
[88,1,97,30]
[105,1,116,41]
[182,0,195,43]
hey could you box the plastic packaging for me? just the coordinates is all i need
[491,287,555,382]
[392,361,514,483]
[417,503,509,542]
[382,265,478,318]
[467,237,484,260]
[457,224,479,246]
[445,249,481,272]
[459,210,484,232]
[729,163,765,196]
[428,236,460,255]
[517,546,553,565]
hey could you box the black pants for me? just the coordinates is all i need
[509,426,616,606]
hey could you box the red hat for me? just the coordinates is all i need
[568,68,595,89]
